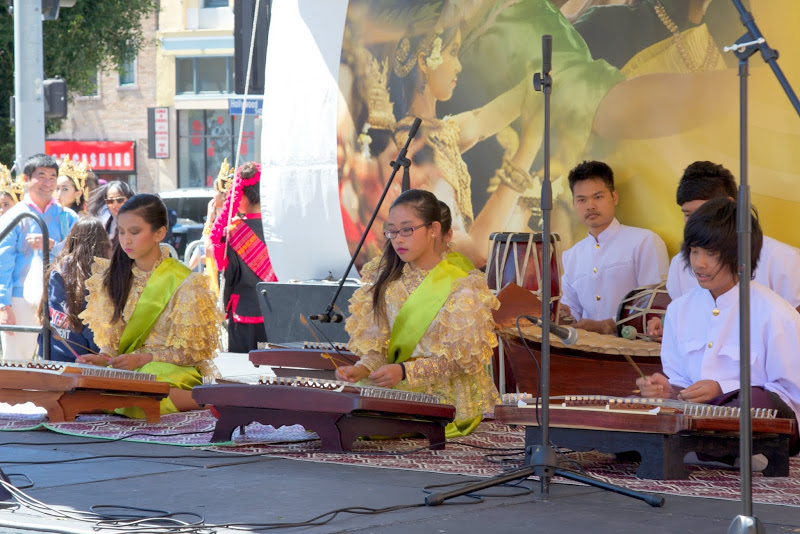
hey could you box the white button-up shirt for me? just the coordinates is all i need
[666,236,800,309]
[560,218,668,321]
[661,282,800,425]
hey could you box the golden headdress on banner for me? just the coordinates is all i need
[381,1,445,78]
[58,159,91,202]
[214,158,234,194]
[355,47,396,131]
[0,163,24,204]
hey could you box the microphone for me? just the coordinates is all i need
[524,315,577,346]
[541,34,552,75]
[407,116,422,140]
[309,312,344,323]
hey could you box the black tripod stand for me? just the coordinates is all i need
[724,2,800,532]
[425,35,663,509]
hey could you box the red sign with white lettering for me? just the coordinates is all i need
[45,140,136,172]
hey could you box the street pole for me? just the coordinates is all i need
[14,0,46,171]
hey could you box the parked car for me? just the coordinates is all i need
[159,188,214,257]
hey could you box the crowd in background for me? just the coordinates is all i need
[0,153,264,363]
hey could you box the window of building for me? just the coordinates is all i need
[78,70,100,98]
[119,54,136,87]
[203,0,229,6]
[176,56,234,95]
[177,110,256,188]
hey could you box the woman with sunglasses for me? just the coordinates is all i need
[102,181,135,240]
[336,189,500,438]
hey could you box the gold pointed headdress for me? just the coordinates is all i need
[354,47,396,132]
[214,158,234,194]
[0,163,24,204]
[58,159,91,202]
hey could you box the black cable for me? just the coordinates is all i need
[515,315,543,427]
[89,505,204,523]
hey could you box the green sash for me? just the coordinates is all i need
[118,258,192,355]
[445,251,475,273]
[387,258,468,364]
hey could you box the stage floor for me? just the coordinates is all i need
[0,353,797,532]
[0,427,798,533]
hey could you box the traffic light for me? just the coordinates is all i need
[41,0,77,21]
[43,77,67,119]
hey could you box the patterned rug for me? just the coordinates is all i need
[205,421,800,507]
[1,409,798,506]
[0,408,316,446]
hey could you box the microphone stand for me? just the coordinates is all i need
[426,36,663,508]
[310,118,422,324]
[724,3,800,532]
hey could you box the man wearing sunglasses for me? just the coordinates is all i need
[0,154,78,360]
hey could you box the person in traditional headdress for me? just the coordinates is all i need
[196,159,233,293]
[0,163,23,216]
[209,162,277,353]
[56,159,91,215]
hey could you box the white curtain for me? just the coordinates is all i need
[260,0,356,281]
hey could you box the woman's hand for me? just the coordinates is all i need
[369,364,404,388]
[108,353,153,371]
[335,365,370,383]
[76,353,110,366]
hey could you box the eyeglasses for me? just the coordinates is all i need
[384,222,431,240]
[105,197,127,205]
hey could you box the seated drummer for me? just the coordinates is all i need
[637,198,800,455]
[559,160,668,335]
[665,161,800,311]
[336,190,500,438]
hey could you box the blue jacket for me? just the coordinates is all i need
[0,197,77,306]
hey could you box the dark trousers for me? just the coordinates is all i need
[227,320,267,354]
[709,386,799,456]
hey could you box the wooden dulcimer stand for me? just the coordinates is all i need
[193,376,456,451]
[495,394,797,480]
[0,360,169,423]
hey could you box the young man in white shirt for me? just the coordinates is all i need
[638,198,800,456]
[648,161,800,337]
[559,161,668,335]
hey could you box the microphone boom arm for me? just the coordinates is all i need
[312,118,423,323]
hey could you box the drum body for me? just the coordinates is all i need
[487,232,563,394]
[615,282,671,340]
[486,232,562,303]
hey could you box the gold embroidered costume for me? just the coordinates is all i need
[346,259,501,427]
[80,247,222,378]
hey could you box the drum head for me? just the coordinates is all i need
[615,282,671,339]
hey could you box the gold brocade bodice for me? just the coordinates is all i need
[346,260,500,423]
[80,246,223,377]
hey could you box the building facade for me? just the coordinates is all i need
[48,0,259,193]
[46,12,158,191]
